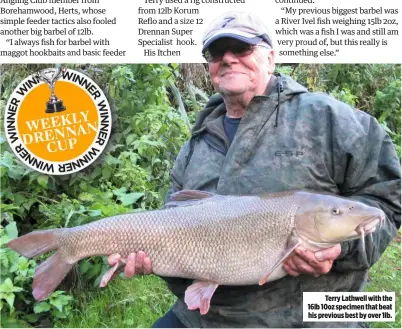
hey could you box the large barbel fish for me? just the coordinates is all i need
[6,190,385,314]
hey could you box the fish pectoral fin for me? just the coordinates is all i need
[184,280,219,315]
[99,260,126,288]
[259,242,301,286]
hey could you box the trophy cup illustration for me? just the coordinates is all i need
[36,67,67,113]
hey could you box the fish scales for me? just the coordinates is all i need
[6,189,385,312]
[58,191,300,285]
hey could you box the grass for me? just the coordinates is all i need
[56,234,401,328]
[366,232,401,328]
[56,275,176,328]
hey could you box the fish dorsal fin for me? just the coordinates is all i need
[164,190,215,209]
[170,190,215,201]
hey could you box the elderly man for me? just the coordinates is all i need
[109,12,401,328]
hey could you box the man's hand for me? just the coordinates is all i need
[283,244,341,278]
[108,251,152,278]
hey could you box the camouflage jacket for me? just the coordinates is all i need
[163,74,401,328]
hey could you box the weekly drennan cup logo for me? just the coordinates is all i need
[4,67,112,175]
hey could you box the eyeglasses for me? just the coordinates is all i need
[203,41,270,63]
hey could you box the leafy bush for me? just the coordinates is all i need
[1,221,74,327]
[0,64,189,326]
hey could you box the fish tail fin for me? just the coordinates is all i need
[5,228,66,258]
[6,228,73,300]
[33,252,73,300]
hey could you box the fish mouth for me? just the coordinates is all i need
[354,214,385,251]
[355,214,385,235]
[329,214,385,244]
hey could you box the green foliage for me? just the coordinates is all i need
[0,222,74,327]
[329,88,358,107]
[367,235,401,328]
[0,63,189,327]
[56,275,176,328]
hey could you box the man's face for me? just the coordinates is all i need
[206,38,275,97]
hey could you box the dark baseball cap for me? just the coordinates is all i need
[202,11,273,52]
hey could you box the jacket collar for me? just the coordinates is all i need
[192,74,308,135]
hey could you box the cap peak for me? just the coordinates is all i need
[202,11,273,52]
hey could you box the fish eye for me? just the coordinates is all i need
[331,208,340,215]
